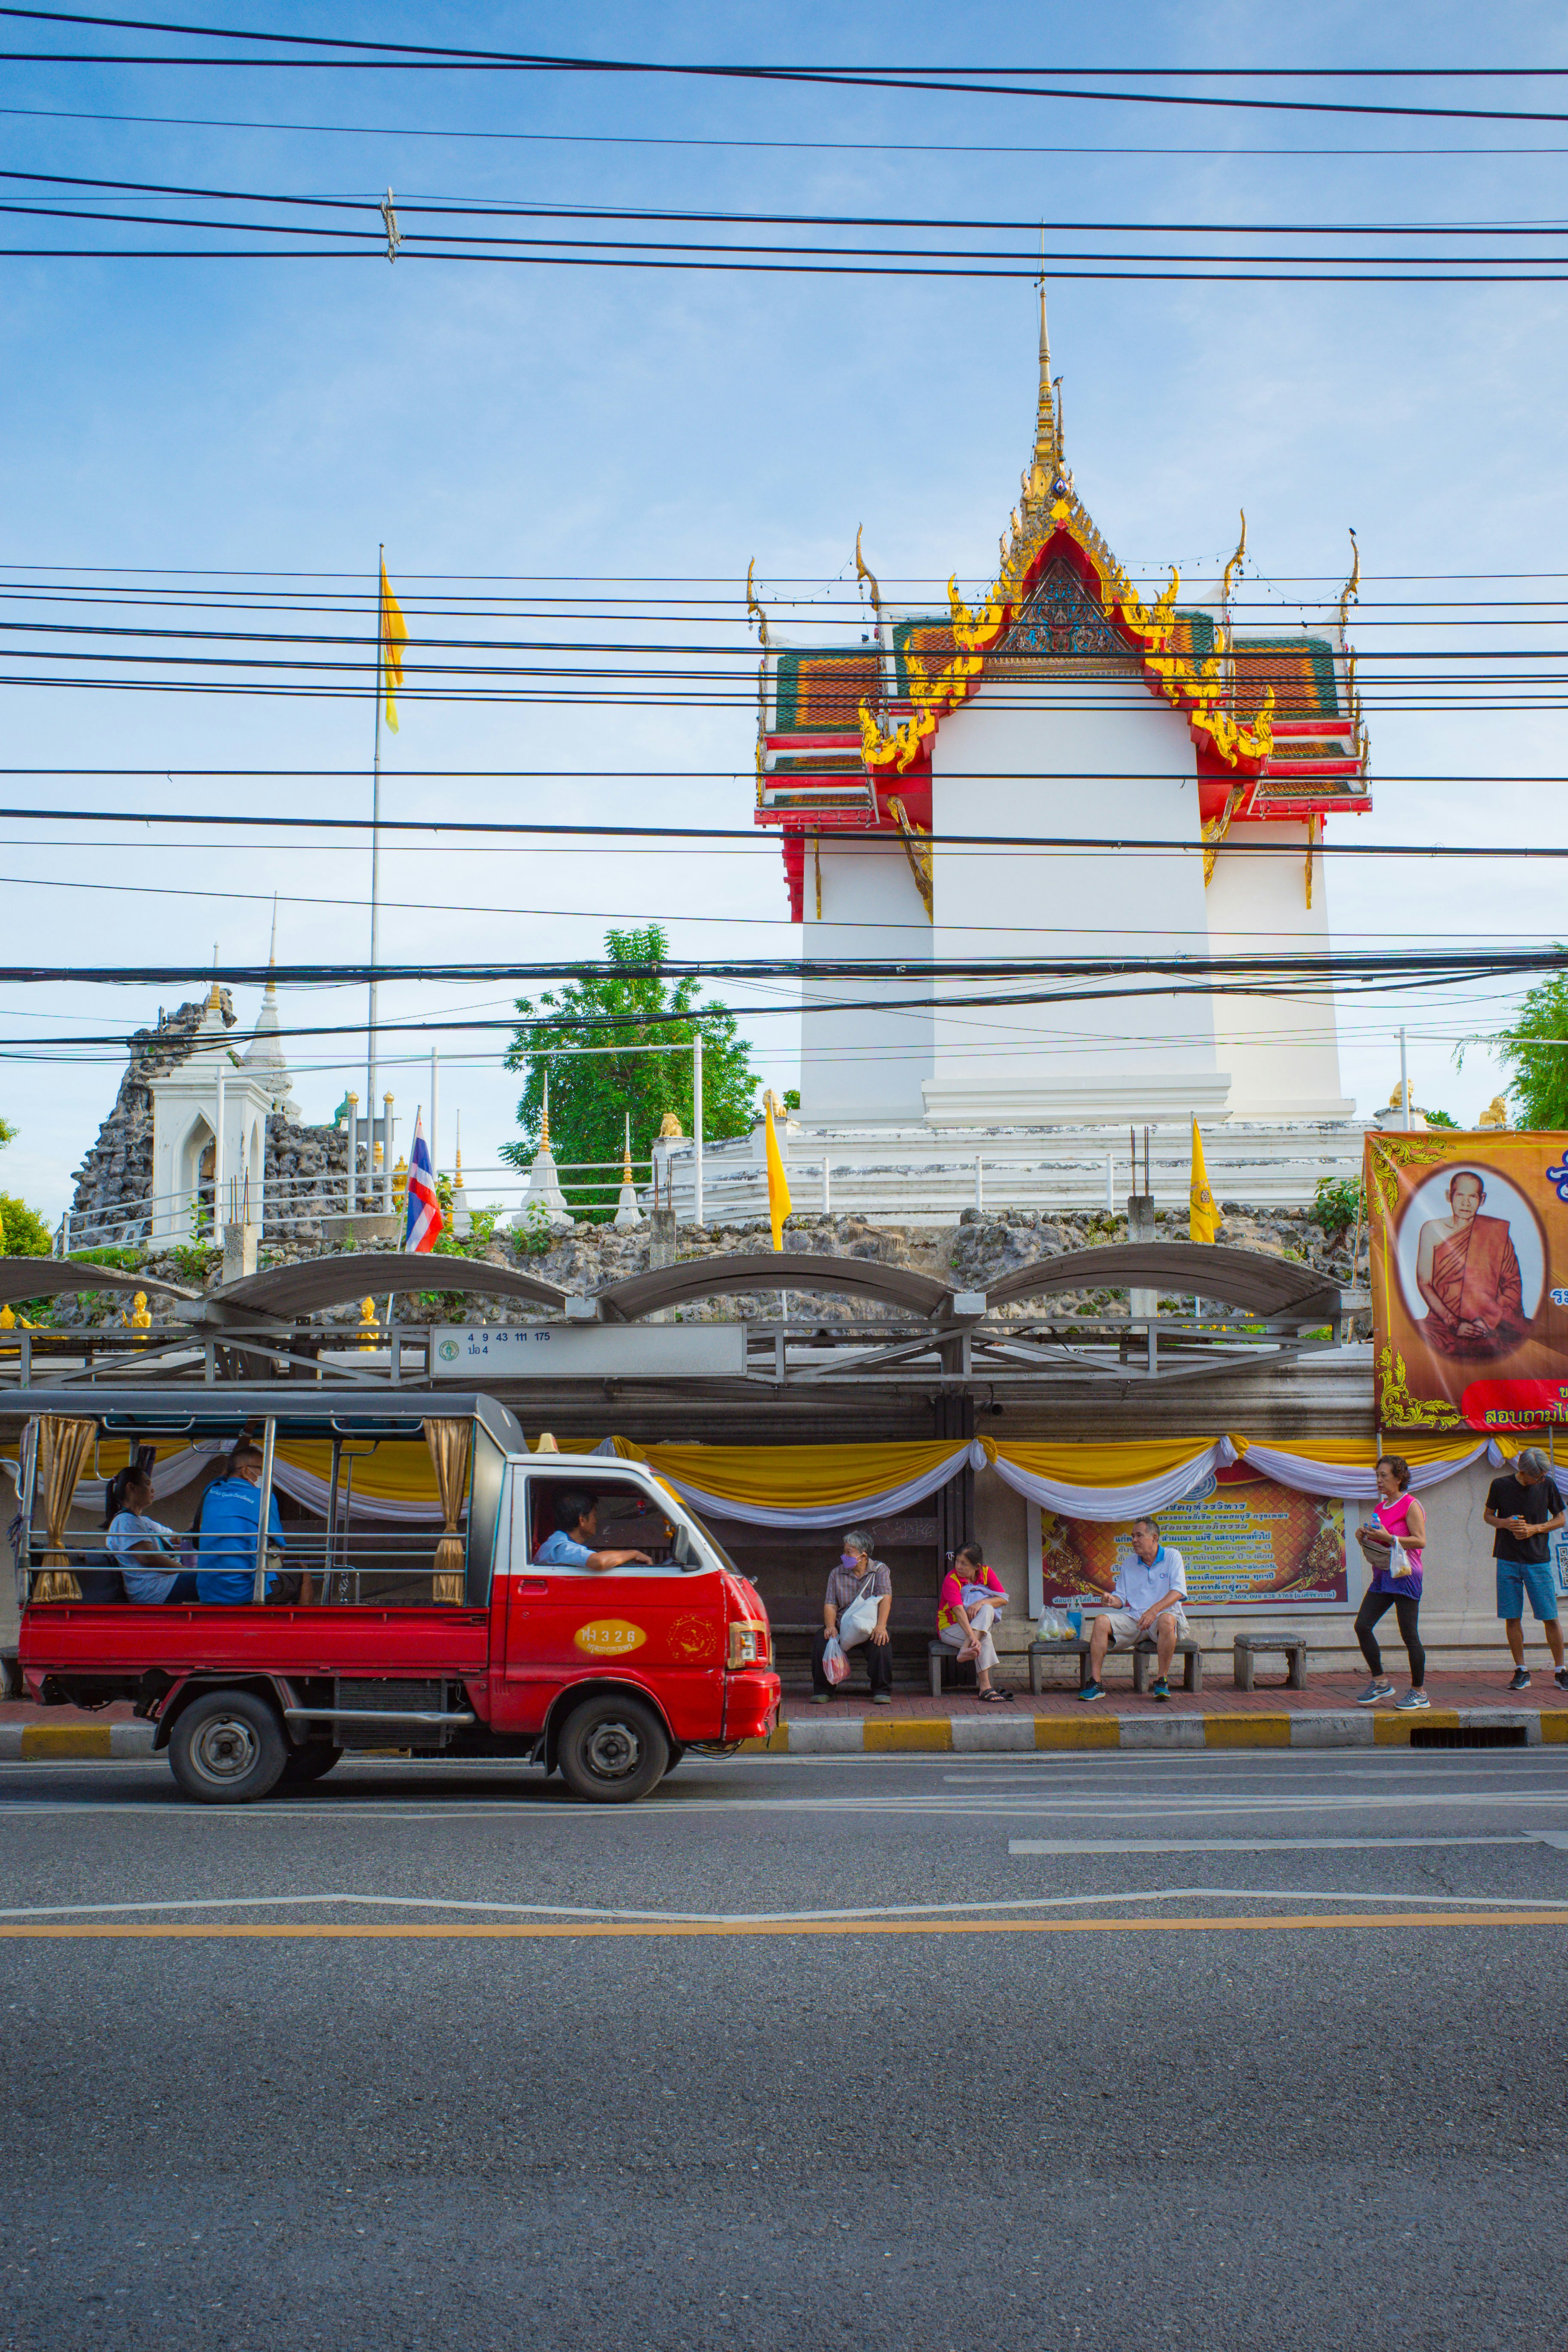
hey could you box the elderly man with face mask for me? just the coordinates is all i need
[810,1527,893,1705]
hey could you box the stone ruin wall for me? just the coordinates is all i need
[69,994,351,1248]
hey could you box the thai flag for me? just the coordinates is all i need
[404,1114,443,1254]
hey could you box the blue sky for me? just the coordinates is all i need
[2,1,1568,1216]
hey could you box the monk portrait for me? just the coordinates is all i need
[1414,1169,1528,1359]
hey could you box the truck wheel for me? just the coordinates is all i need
[168,1689,287,1805]
[280,1742,342,1786]
[557,1693,669,1804]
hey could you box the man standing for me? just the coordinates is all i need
[1483,1447,1568,1692]
[1078,1515,1189,1703]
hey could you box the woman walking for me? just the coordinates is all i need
[1354,1454,1429,1710]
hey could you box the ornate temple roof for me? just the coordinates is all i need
[751,293,1370,913]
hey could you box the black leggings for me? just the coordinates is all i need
[1355,1589,1425,1687]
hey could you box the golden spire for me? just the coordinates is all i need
[539,1069,551,1153]
[622,1111,633,1185]
[1027,278,1061,506]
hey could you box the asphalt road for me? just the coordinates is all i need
[0,1744,1565,2352]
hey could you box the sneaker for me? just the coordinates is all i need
[1078,1680,1106,1702]
[810,1692,831,1706]
[1555,1667,1568,1693]
[1354,1679,1394,1705]
[871,1692,892,1706]
[1151,1677,1171,1703]
[1395,1688,1430,1710]
[1509,1668,1531,1693]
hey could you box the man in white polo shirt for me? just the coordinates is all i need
[1078,1515,1189,1704]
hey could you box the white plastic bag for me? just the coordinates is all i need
[822,1634,849,1685]
[1036,1608,1072,1641]
[839,1575,881,1648]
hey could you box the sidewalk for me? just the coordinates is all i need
[4,1673,1567,1760]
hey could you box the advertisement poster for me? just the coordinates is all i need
[1367,1128,1568,1431]
[1039,1468,1348,1612]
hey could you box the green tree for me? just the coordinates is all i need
[501,926,760,1215]
[1463,966,1568,1129]
[0,1195,53,1257]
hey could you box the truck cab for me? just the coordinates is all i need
[12,1389,778,1804]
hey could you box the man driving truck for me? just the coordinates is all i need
[533,1489,653,1573]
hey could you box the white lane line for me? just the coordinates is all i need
[2,1882,1567,1926]
[1009,1834,1568,1856]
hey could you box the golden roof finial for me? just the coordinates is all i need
[1027,273,1061,505]
[1222,509,1247,606]
[854,524,882,624]
[622,1111,633,1185]
[1339,526,1361,634]
[539,1068,552,1153]
[745,557,769,648]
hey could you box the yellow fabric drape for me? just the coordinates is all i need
[423,1417,471,1603]
[987,1438,1217,1487]
[640,1440,965,1512]
[1226,1433,1484,1471]
[1189,1119,1219,1244]
[764,1099,792,1250]
[33,1415,96,1601]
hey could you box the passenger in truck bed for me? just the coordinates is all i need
[534,1490,653,1574]
[196,1441,291,1604]
[104,1462,198,1603]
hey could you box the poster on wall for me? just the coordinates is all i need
[1366,1128,1568,1431]
[1038,1467,1348,1613]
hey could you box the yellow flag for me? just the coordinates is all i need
[379,555,407,733]
[1189,1117,1218,1244]
[764,1092,792,1250]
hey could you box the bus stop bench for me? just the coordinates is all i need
[1132,1638,1203,1695]
[1027,1638,1092,1695]
[1232,1633,1307,1691]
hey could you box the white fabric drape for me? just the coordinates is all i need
[987,1439,1238,1521]
[648,1440,987,1532]
[0,1444,454,1525]
[1236,1440,1492,1501]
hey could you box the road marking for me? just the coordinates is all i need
[0,1911,1562,1941]
[1009,1835,1564,1855]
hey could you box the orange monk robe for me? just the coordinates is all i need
[1428,1214,1526,1358]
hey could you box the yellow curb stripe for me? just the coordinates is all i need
[863,1719,952,1753]
[1035,1715,1120,1748]
[20,1725,112,1760]
[1373,1711,1462,1744]
[1543,1714,1568,1744]
[737,1725,790,1754]
[0,1913,1561,1942]
[1202,1716,1292,1748]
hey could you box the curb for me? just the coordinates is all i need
[0,1722,156,1762]
[745,1707,1564,1755]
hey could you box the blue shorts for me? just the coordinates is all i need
[1496,1557,1560,1623]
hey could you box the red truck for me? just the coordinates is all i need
[13,1389,779,1804]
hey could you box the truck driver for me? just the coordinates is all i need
[534,1489,653,1575]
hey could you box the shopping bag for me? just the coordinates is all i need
[822,1635,849,1685]
[839,1575,881,1648]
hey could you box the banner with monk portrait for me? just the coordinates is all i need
[1367,1128,1568,1431]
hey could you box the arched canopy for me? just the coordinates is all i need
[207,1250,570,1322]
[0,1262,200,1308]
[596,1251,953,1324]
[986,1242,1339,1322]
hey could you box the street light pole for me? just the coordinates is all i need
[367,542,384,1181]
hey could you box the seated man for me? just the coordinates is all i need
[534,1489,653,1574]
[196,1440,290,1604]
[1078,1514,1189,1704]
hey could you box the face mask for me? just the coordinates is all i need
[840,1553,858,1570]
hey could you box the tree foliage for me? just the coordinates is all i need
[0,1194,53,1257]
[1468,966,1568,1129]
[501,926,760,1213]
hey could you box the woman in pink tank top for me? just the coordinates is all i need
[1353,1454,1428,1709]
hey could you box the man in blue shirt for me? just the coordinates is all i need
[196,1441,288,1604]
[1079,1514,1190,1704]
[533,1490,652,1574]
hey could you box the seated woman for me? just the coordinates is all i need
[104,1463,197,1603]
[196,1441,291,1604]
[937,1541,1011,1701]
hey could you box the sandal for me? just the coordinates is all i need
[977,1687,1009,1703]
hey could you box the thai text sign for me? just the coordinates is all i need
[1039,1470,1348,1612]
[1367,1129,1568,1431]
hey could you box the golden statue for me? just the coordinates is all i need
[657,1111,684,1139]
[357,1296,379,1350]
[1477,1095,1510,1130]
[122,1291,152,1331]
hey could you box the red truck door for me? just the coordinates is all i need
[499,1473,727,1742]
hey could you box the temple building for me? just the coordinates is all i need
[691,295,1373,1222]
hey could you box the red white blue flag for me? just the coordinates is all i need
[404,1114,443,1254]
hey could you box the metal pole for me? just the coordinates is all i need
[430,1048,440,1186]
[213,1065,225,1234]
[822,1156,831,1215]
[1399,1025,1410,1129]
[693,1031,704,1226]
[382,1093,394,1212]
[368,543,384,1161]
[345,1092,359,1212]
[251,1416,277,1606]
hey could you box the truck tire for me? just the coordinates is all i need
[557,1693,669,1804]
[279,1742,342,1787]
[168,1689,287,1805]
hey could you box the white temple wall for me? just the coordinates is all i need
[924,674,1230,1125]
[797,836,933,1125]
[1205,820,1355,1119]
